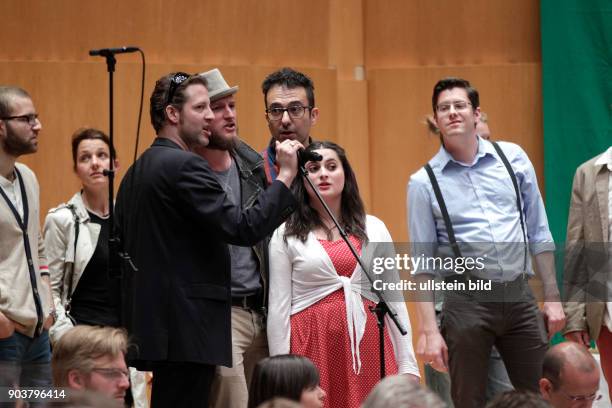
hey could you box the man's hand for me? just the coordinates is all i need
[542,301,566,339]
[565,330,590,347]
[416,330,449,373]
[275,140,303,188]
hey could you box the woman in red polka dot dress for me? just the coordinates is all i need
[267,141,419,408]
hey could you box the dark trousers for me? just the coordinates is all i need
[151,362,215,408]
[441,277,548,408]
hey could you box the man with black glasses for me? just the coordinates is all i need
[261,67,319,184]
[115,72,300,406]
[407,77,566,407]
[0,86,55,389]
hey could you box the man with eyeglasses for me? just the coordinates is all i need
[52,325,131,402]
[0,86,55,389]
[407,77,566,407]
[539,342,602,407]
[115,72,300,407]
[192,68,270,408]
[261,67,319,184]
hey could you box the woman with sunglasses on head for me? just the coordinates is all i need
[267,141,419,408]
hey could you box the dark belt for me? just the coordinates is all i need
[231,292,263,310]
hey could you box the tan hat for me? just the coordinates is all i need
[199,68,239,102]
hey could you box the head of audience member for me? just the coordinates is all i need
[71,128,118,192]
[197,68,240,152]
[284,141,366,243]
[262,67,318,146]
[52,326,130,402]
[476,112,491,140]
[361,375,445,408]
[256,397,303,408]
[539,342,601,408]
[485,390,552,408]
[431,77,481,147]
[0,86,42,160]
[47,389,124,408]
[248,354,325,408]
[149,72,214,150]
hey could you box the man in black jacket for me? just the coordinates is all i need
[115,72,300,407]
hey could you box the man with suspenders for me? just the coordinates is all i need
[407,77,566,408]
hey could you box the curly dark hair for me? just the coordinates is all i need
[284,141,366,243]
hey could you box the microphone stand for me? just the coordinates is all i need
[298,159,407,379]
[92,52,121,279]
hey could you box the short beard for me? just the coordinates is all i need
[3,126,36,156]
[206,130,238,151]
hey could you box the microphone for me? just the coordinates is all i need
[297,149,323,167]
[89,46,140,56]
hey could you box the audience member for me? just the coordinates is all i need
[361,375,445,408]
[255,397,302,408]
[52,325,130,402]
[248,354,325,408]
[0,85,54,388]
[486,390,551,408]
[539,342,601,408]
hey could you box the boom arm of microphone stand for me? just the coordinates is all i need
[298,163,407,336]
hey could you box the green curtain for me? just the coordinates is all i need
[541,0,611,344]
[541,0,611,245]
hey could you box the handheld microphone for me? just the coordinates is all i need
[89,46,140,56]
[297,149,323,167]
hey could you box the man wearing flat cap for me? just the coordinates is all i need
[194,68,270,408]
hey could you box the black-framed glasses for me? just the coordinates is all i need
[436,101,472,115]
[91,367,129,381]
[266,105,312,121]
[1,113,39,126]
[166,72,191,106]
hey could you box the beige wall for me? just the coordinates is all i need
[1,0,543,372]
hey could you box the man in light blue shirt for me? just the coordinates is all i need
[407,77,566,408]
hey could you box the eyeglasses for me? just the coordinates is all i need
[436,101,472,115]
[166,72,191,106]
[266,105,312,121]
[1,113,40,126]
[91,367,130,381]
[559,389,602,403]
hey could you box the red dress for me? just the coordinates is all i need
[289,235,399,408]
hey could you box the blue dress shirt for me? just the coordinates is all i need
[407,138,555,281]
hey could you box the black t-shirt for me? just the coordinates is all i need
[70,211,120,327]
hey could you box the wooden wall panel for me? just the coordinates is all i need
[364,0,541,67]
[368,64,543,242]
[0,0,331,67]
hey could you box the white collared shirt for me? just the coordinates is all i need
[0,170,24,220]
[595,147,612,331]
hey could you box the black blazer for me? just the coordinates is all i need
[115,138,296,370]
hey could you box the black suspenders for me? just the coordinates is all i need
[0,168,45,335]
[423,141,529,275]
